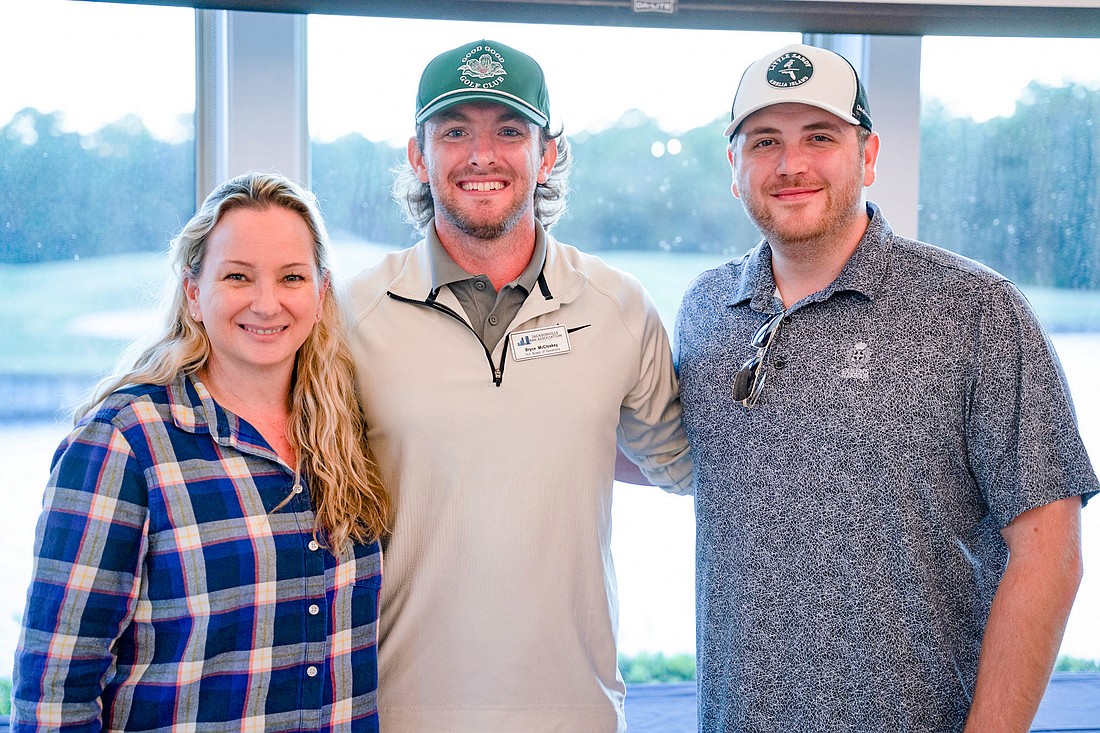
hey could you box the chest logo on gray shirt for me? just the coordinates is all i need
[840,341,871,380]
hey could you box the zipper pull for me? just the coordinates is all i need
[493,369,503,387]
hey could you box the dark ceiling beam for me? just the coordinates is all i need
[74,0,1100,38]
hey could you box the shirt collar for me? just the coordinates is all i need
[728,202,892,311]
[167,372,288,466]
[167,372,231,439]
[825,201,892,302]
[726,239,781,312]
[426,220,548,293]
[426,224,472,291]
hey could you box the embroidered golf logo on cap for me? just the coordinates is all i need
[767,51,814,89]
[457,45,507,89]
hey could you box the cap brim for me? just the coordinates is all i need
[416,90,549,127]
[724,99,860,138]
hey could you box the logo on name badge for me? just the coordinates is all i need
[510,324,571,362]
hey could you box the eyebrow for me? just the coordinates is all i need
[742,119,848,138]
[433,107,527,125]
[802,120,848,133]
[218,259,313,269]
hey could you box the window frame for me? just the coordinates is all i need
[79,0,1100,38]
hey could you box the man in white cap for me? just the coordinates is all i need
[346,39,691,732]
[676,43,1097,732]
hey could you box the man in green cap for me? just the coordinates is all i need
[346,39,691,732]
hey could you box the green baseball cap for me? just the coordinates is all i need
[415,39,551,128]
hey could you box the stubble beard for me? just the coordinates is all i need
[740,163,866,252]
[433,176,535,242]
[437,198,528,241]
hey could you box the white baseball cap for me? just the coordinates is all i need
[724,43,873,138]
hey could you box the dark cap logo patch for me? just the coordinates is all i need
[766,52,813,89]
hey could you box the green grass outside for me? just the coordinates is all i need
[618,652,1100,685]
[2,246,1098,375]
[619,651,697,684]
[0,654,1097,711]
[1,251,170,375]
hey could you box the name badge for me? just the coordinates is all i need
[510,324,571,362]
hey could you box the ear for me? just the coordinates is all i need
[536,136,558,185]
[728,146,742,200]
[183,275,202,321]
[863,132,881,187]
[408,136,429,184]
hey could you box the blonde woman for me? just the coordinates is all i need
[13,172,389,732]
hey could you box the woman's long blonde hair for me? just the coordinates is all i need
[78,172,389,550]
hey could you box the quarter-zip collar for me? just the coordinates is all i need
[385,221,590,386]
[387,220,588,326]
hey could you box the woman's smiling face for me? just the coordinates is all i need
[185,204,326,387]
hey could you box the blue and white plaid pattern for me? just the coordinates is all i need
[12,375,381,732]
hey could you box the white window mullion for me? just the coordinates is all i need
[806,33,922,240]
[195,8,308,200]
[196,9,227,201]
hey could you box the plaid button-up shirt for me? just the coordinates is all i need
[12,375,382,732]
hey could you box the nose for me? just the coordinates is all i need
[467,131,497,167]
[251,280,281,318]
[776,143,809,176]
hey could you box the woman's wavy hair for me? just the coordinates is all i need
[392,124,572,234]
[78,171,389,550]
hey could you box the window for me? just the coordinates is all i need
[920,35,1100,664]
[3,5,1097,723]
[0,0,196,691]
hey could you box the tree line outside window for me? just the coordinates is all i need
[4,79,1098,294]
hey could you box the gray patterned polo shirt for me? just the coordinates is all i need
[675,203,1098,733]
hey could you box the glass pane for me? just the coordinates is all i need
[921,35,1100,664]
[0,0,196,690]
[308,15,798,664]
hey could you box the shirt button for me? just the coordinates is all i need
[474,281,486,291]
[488,315,499,326]
[308,540,320,551]
[306,665,318,677]
[292,484,303,494]
[308,603,320,615]
[773,357,787,370]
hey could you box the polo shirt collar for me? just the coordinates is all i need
[821,202,892,303]
[728,201,892,311]
[426,220,548,294]
[726,240,781,312]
